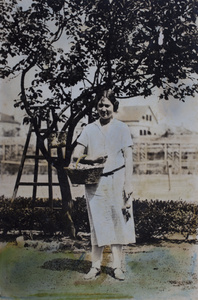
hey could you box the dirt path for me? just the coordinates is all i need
[0,240,198,300]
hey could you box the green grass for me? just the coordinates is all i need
[0,242,197,300]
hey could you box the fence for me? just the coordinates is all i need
[1,135,198,175]
[133,136,198,175]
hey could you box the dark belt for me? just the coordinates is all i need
[101,165,125,177]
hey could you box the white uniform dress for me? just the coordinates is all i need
[77,118,136,247]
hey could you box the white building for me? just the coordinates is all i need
[115,105,158,137]
[0,112,21,137]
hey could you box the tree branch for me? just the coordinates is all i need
[20,58,37,118]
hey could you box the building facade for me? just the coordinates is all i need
[0,112,21,137]
[115,105,158,137]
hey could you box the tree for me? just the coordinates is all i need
[0,0,197,236]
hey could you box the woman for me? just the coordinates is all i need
[72,89,136,280]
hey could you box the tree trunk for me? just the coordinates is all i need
[56,166,76,238]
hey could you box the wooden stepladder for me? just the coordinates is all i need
[12,122,60,208]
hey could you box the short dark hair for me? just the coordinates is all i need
[95,89,119,112]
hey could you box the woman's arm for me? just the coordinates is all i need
[72,143,86,162]
[122,146,133,205]
[72,143,107,165]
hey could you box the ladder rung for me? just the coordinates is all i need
[31,129,48,133]
[25,155,46,159]
[34,207,62,210]
[19,182,60,186]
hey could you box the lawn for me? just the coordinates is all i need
[0,240,198,300]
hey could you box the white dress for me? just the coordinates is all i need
[77,118,136,247]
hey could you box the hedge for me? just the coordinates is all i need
[0,196,197,241]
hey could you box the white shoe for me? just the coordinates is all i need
[113,268,125,281]
[84,267,101,280]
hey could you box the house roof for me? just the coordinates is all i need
[116,105,158,123]
[0,112,20,124]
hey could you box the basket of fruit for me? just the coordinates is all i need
[65,155,104,185]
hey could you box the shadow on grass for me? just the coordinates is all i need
[41,255,115,277]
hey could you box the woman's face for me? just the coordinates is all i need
[97,97,114,121]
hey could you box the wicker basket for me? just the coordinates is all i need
[65,155,104,185]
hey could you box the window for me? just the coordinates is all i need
[144,130,146,135]
[150,115,152,121]
[140,130,143,135]
[146,115,148,121]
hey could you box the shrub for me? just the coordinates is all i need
[71,196,89,233]
[0,196,197,241]
[133,199,198,241]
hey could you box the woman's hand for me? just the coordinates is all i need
[123,184,133,208]
[93,155,108,164]
[72,144,107,165]
[122,146,133,208]
[122,186,133,222]
[73,155,107,165]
